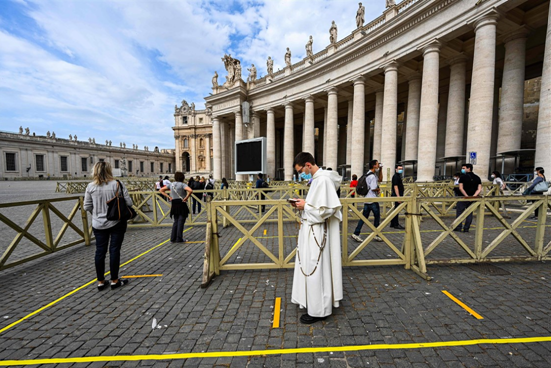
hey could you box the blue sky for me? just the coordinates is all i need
[0,0,385,149]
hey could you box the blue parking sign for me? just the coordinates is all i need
[469,152,477,165]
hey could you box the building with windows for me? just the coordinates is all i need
[172,100,214,176]
[0,130,175,180]
[205,0,550,182]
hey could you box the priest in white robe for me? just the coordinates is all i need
[291,152,343,324]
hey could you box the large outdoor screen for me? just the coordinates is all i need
[235,137,266,175]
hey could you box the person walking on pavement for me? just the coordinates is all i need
[351,160,384,242]
[454,163,482,233]
[255,173,267,212]
[84,161,133,291]
[390,164,405,229]
[290,152,343,324]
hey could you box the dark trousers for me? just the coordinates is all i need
[171,214,187,242]
[259,192,265,212]
[390,201,401,227]
[455,201,474,231]
[93,220,127,281]
[354,203,380,235]
[192,198,201,214]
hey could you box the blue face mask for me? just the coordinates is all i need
[300,172,312,180]
[397,170,403,174]
[461,169,466,174]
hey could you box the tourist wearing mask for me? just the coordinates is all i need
[454,164,482,233]
[84,162,133,291]
[523,167,547,220]
[351,160,383,242]
[160,171,192,242]
[491,171,507,192]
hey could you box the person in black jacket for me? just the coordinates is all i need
[454,164,482,233]
[390,164,405,229]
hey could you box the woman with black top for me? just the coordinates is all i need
[160,171,192,242]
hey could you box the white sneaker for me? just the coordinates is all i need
[374,236,383,242]
[351,234,363,242]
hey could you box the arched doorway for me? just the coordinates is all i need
[182,152,190,173]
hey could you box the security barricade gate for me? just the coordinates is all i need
[202,194,551,286]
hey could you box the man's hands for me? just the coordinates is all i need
[290,198,305,211]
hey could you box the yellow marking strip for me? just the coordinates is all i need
[0,227,193,335]
[230,238,242,252]
[442,290,484,320]
[2,336,551,365]
[272,297,281,328]
[121,275,163,278]
[264,229,267,235]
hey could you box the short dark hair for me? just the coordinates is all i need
[536,167,543,171]
[293,152,316,167]
[395,164,403,169]
[164,176,169,180]
[492,171,501,178]
[463,163,473,170]
[369,160,378,169]
[174,171,185,182]
[352,174,357,180]
[454,172,461,178]
[258,173,263,179]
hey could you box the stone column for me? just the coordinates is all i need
[466,14,499,179]
[372,89,384,161]
[303,96,315,154]
[535,6,551,169]
[323,107,328,165]
[266,108,276,179]
[381,62,399,180]
[404,74,421,161]
[346,99,353,167]
[437,91,448,164]
[445,56,467,157]
[206,133,212,172]
[326,87,339,170]
[229,126,235,179]
[350,76,366,177]
[497,30,528,155]
[220,121,227,178]
[417,43,441,182]
[212,117,222,179]
[284,103,294,180]
[234,110,244,180]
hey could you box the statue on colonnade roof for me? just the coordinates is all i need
[285,48,292,69]
[306,36,314,63]
[386,0,395,7]
[267,56,274,78]
[221,53,241,88]
[329,21,338,44]
[212,71,218,88]
[356,3,365,28]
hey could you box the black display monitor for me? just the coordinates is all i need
[235,137,267,175]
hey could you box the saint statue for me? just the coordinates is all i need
[74,135,77,141]
[25,127,30,135]
[329,21,338,44]
[109,140,112,146]
[356,2,365,28]
[19,126,23,134]
[386,0,395,7]
[267,56,274,78]
[89,138,92,143]
[69,134,72,140]
[175,104,179,113]
[285,48,292,69]
[106,140,109,145]
[212,71,218,88]
[46,131,51,138]
[191,102,195,112]
[92,138,96,144]
[123,142,126,148]
[235,61,242,81]
[120,142,123,147]
[305,36,314,62]
[52,132,56,139]
[247,64,257,82]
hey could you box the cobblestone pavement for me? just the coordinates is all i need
[0,223,550,367]
[1,182,551,367]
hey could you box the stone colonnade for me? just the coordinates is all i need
[211,7,551,182]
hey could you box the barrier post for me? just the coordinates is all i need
[80,197,91,246]
[474,198,485,260]
[41,202,54,252]
[211,200,221,275]
[535,197,547,259]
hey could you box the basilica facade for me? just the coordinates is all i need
[200,0,550,182]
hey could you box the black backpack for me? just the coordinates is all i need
[261,180,269,189]
[205,180,214,190]
[356,172,374,196]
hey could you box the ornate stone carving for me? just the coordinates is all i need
[285,48,292,69]
[108,140,112,146]
[92,138,96,144]
[123,142,126,148]
[47,131,51,138]
[356,2,365,28]
[386,0,395,8]
[221,54,242,88]
[267,56,274,79]
[24,127,30,135]
[212,71,218,88]
[106,140,109,145]
[89,138,92,143]
[52,132,56,139]
[69,134,72,140]
[74,135,77,141]
[305,36,314,63]
[19,126,23,134]
[329,21,338,44]
[120,142,123,147]
[191,102,195,113]
[247,64,257,82]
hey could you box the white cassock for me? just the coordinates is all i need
[291,169,343,317]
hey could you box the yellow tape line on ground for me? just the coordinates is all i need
[1,336,551,365]
[272,297,281,328]
[0,227,193,335]
[442,290,484,320]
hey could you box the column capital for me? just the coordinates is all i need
[381,60,399,74]
[265,107,275,113]
[502,26,529,44]
[303,95,315,103]
[407,72,422,82]
[284,101,294,109]
[233,110,242,118]
[420,40,441,56]
[350,75,365,84]
[447,54,468,67]
[471,11,500,32]
[252,110,259,118]
[326,86,339,95]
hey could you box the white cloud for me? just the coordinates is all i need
[0,0,386,148]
